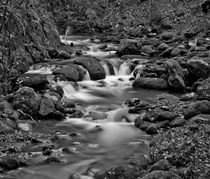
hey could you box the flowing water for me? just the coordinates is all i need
[13,36,167,179]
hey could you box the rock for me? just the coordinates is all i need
[183,100,210,119]
[188,114,210,124]
[171,48,182,57]
[184,31,198,39]
[116,39,141,56]
[142,45,155,56]
[186,58,210,82]
[129,153,150,170]
[74,56,105,80]
[141,170,181,179]
[196,77,210,100]
[165,59,185,91]
[201,0,210,13]
[157,43,169,52]
[53,63,85,82]
[135,116,153,130]
[57,50,71,59]
[133,78,168,90]
[149,159,171,172]
[160,32,174,40]
[39,98,55,117]
[17,74,49,91]
[124,98,141,107]
[154,111,178,122]
[0,158,26,171]
[146,124,158,134]
[13,87,41,117]
[169,117,186,127]
[180,92,197,101]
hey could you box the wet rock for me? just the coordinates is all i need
[133,78,168,90]
[49,86,64,97]
[201,0,210,13]
[68,173,81,179]
[188,114,210,124]
[146,124,158,134]
[125,98,141,107]
[13,87,41,117]
[45,157,60,163]
[0,100,18,121]
[183,100,210,119]
[149,159,171,172]
[116,39,141,56]
[142,38,160,47]
[94,165,140,179]
[57,50,71,59]
[74,56,105,80]
[196,77,210,100]
[165,59,185,91]
[48,48,59,58]
[160,32,174,41]
[141,170,181,179]
[53,63,85,81]
[129,153,150,170]
[169,117,186,127]
[17,74,49,91]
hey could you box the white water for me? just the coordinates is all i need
[14,36,162,179]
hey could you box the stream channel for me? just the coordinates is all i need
[12,36,169,179]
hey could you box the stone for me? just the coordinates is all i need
[169,117,186,127]
[146,124,158,134]
[183,100,210,119]
[48,48,59,58]
[133,77,168,90]
[154,111,178,122]
[188,114,210,124]
[116,39,141,56]
[74,56,106,80]
[142,45,155,56]
[0,158,26,171]
[160,32,174,40]
[17,74,49,91]
[160,47,173,58]
[53,63,85,82]
[164,59,185,91]
[186,58,210,82]
[157,43,169,52]
[57,50,71,59]
[39,98,55,117]
[12,87,41,117]
[142,38,160,47]
[180,92,197,101]
[201,0,210,13]
[135,116,153,130]
[129,153,150,170]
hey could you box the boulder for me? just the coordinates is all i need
[157,43,169,52]
[153,111,178,122]
[133,78,168,90]
[149,159,171,172]
[186,58,210,82]
[183,100,210,119]
[116,39,141,56]
[142,45,155,56]
[196,77,210,100]
[39,98,55,117]
[57,50,71,59]
[165,59,185,91]
[160,47,173,58]
[135,116,153,130]
[53,63,85,81]
[141,38,160,47]
[169,117,186,127]
[146,124,158,134]
[74,56,105,80]
[160,32,174,41]
[129,153,150,170]
[12,87,41,117]
[17,74,49,91]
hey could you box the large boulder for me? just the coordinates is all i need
[74,56,105,80]
[53,63,85,81]
[12,87,41,117]
[141,170,181,179]
[164,59,185,91]
[133,77,168,90]
[116,39,141,56]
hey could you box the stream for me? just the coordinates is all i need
[12,36,167,179]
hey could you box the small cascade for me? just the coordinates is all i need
[26,66,52,75]
[119,62,131,75]
[83,70,91,81]
[102,63,110,76]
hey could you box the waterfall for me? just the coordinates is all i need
[102,63,110,76]
[119,62,131,75]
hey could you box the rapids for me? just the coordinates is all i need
[13,36,166,179]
